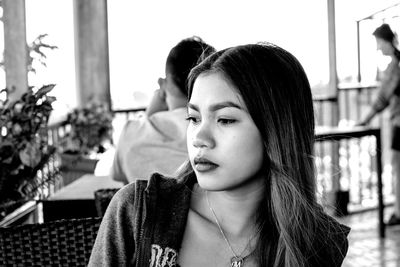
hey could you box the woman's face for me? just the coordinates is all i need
[187,73,264,192]
[376,37,394,56]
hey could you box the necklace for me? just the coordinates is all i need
[206,191,253,267]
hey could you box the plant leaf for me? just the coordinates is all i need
[36,84,55,98]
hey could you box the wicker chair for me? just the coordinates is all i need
[0,217,102,266]
[94,188,119,217]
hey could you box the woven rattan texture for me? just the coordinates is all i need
[0,217,102,266]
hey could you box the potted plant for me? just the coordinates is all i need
[58,102,113,184]
[0,84,57,219]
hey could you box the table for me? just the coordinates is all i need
[41,175,123,222]
[315,126,384,238]
[50,174,123,200]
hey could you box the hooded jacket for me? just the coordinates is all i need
[88,173,350,267]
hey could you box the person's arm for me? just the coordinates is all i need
[88,184,137,266]
[357,62,400,126]
[357,108,378,126]
[110,148,129,185]
[358,63,400,126]
[109,122,133,184]
[357,87,390,126]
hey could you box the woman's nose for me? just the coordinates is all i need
[191,122,215,149]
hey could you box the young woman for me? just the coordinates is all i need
[358,23,400,226]
[89,43,350,267]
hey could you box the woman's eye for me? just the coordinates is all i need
[218,118,236,125]
[186,116,200,124]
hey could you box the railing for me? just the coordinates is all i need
[313,83,394,213]
[0,146,62,227]
[45,120,69,147]
[112,107,146,121]
[110,94,388,213]
[313,83,379,126]
[44,94,390,214]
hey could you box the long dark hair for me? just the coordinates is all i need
[178,43,344,266]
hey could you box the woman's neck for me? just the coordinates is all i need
[194,181,265,238]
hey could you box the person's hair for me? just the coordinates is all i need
[165,36,215,97]
[178,43,343,266]
[373,23,400,60]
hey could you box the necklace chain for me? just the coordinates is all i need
[206,191,253,265]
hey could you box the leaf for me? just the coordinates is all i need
[19,142,41,168]
[36,84,55,99]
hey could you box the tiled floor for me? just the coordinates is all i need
[336,207,400,267]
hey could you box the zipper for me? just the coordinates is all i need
[136,224,145,266]
[136,182,155,267]
[134,181,147,267]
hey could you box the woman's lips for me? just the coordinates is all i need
[193,157,219,172]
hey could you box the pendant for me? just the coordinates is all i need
[231,256,244,267]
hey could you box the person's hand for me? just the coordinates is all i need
[146,78,169,116]
[355,119,368,127]
[355,109,376,127]
[156,77,167,100]
[154,88,167,104]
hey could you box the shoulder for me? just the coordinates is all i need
[320,212,351,236]
[309,213,350,266]
[145,172,188,196]
[115,173,185,196]
[111,173,189,204]
[324,214,350,253]
[107,173,194,224]
[145,173,194,217]
[105,182,140,217]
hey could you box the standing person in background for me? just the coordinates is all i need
[108,36,215,184]
[358,23,400,226]
[89,43,350,267]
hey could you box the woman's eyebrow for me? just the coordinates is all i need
[188,101,242,112]
[187,103,199,111]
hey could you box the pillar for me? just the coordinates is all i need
[2,0,28,102]
[73,0,111,108]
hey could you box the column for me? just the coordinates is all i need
[2,0,28,102]
[73,0,111,108]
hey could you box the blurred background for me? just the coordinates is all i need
[0,1,400,266]
[0,0,397,112]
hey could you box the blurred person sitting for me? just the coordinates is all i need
[358,23,400,226]
[107,36,215,184]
